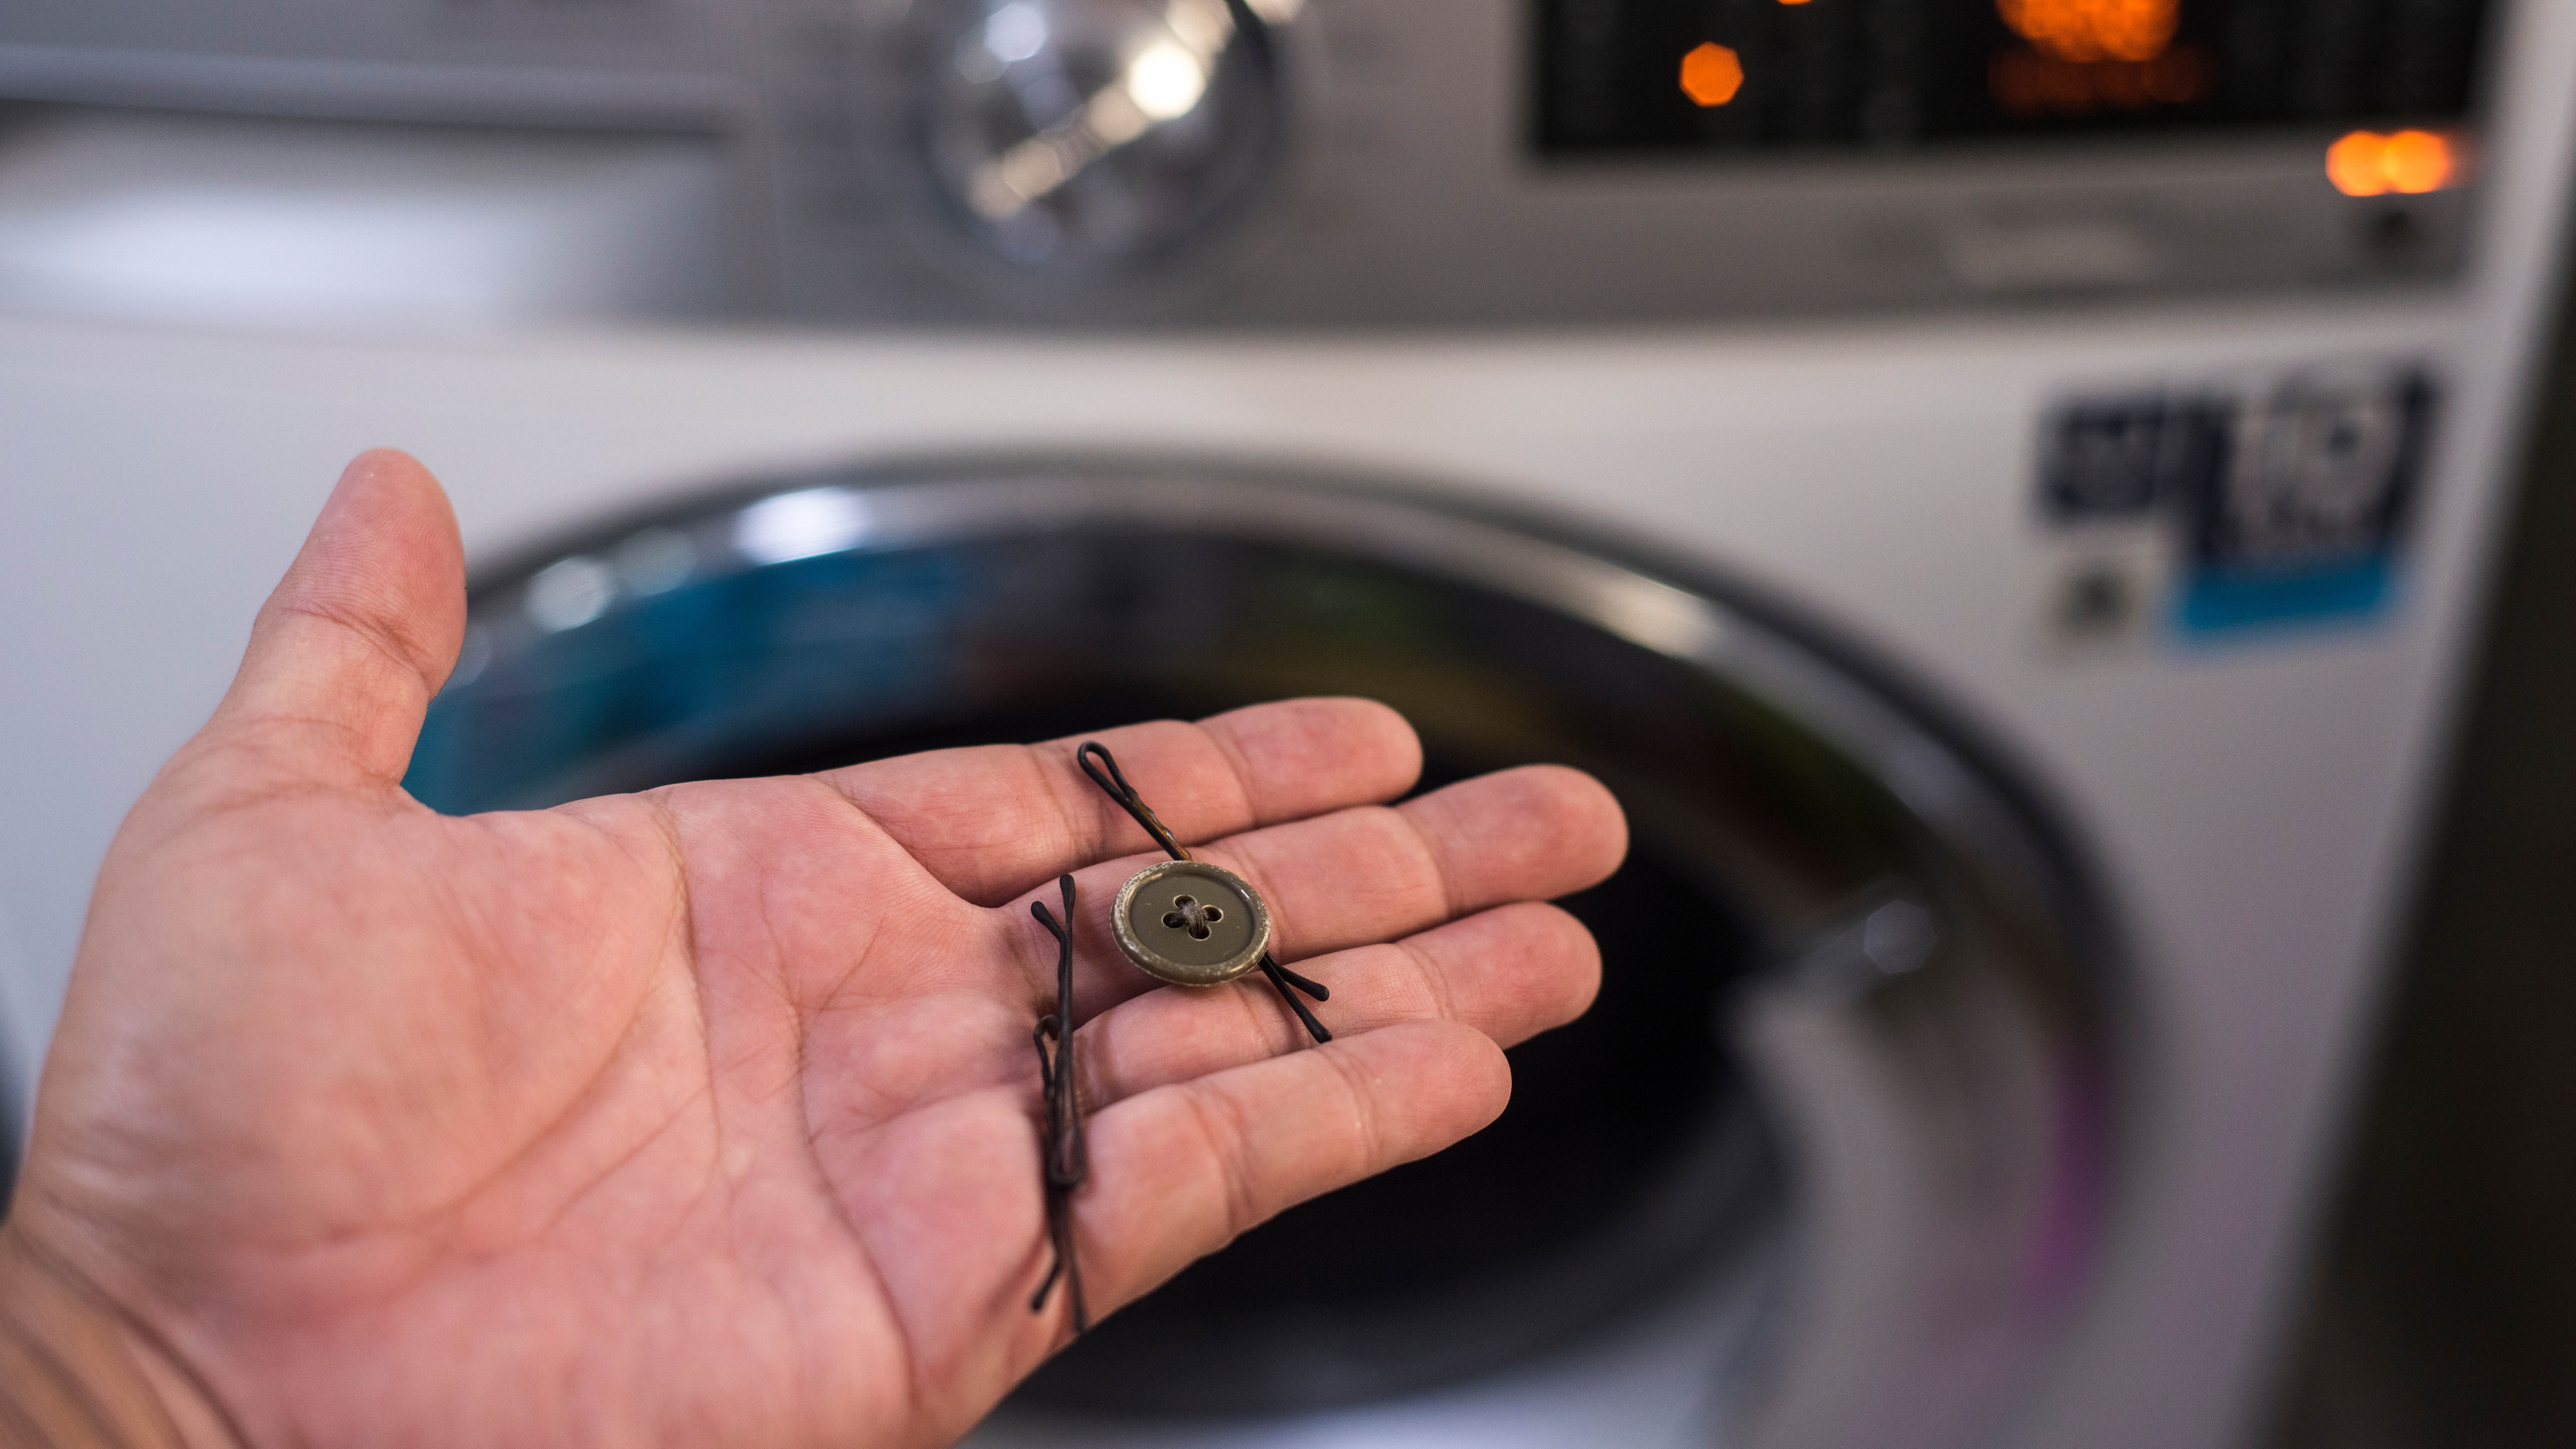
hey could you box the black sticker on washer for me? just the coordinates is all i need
[2041,394,2231,523]
[2038,365,2438,642]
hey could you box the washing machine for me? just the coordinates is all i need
[1,2,2570,1447]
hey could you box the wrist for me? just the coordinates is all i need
[0,1222,240,1449]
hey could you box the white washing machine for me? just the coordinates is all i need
[2,2,2571,1447]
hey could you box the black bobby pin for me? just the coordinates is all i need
[1076,742,1187,862]
[1028,744,1336,1330]
[1076,742,1331,1040]
[1028,873,1089,1333]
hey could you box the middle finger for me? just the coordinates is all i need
[1013,763,1626,1023]
[1072,899,1605,1112]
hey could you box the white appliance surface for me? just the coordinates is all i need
[4,6,2572,1448]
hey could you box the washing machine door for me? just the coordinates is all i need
[408,460,2121,1449]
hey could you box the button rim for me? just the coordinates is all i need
[1110,859,1272,987]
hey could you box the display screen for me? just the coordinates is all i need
[1533,0,2492,156]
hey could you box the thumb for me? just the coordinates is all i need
[204,449,466,792]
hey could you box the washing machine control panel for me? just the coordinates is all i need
[0,0,2490,326]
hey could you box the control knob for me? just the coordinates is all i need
[904,0,1284,271]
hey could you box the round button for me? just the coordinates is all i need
[901,0,1284,271]
[1112,859,1272,987]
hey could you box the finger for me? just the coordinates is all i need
[1072,1020,1510,1312]
[198,449,466,792]
[1229,763,1627,962]
[1073,901,1601,1111]
[814,698,1422,906]
[1012,763,1626,1020]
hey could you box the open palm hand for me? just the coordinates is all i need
[4,453,1624,1449]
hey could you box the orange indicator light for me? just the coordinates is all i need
[2382,130,2454,194]
[1997,0,2179,64]
[2328,129,2460,197]
[1680,42,1744,108]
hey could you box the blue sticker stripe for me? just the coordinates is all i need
[2175,556,2396,637]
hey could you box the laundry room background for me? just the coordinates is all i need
[2,2,2570,1446]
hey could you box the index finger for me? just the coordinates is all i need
[812,698,1423,906]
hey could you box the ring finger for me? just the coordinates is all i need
[1066,899,1602,1112]
[1010,763,1625,1022]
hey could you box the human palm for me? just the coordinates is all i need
[4,453,1623,1448]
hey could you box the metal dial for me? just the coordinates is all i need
[903,0,1283,271]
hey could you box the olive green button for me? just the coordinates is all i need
[1112,860,1272,987]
